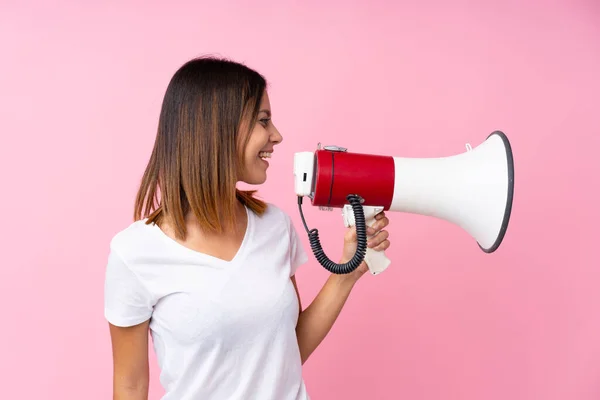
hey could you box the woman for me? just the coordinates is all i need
[104,56,391,400]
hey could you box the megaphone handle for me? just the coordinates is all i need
[365,246,392,275]
[364,215,392,275]
[342,205,392,275]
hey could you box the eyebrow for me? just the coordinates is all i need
[259,109,271,117]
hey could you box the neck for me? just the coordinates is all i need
[184,199,246,234]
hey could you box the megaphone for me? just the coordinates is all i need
[293,130,514,275]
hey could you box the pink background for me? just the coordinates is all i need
[1,1,599,399]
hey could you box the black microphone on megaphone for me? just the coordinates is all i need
[293,130,515,275]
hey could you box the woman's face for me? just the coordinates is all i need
[239,90,283,185]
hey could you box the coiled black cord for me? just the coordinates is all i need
[297,194,367,274]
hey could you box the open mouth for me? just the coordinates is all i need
[258,151,272,159]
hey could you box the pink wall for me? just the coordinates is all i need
[2,1,599,399]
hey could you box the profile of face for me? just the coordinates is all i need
[239,90,283,185]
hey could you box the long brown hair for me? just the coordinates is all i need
[133,56,267,240]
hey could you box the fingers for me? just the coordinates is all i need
[369,236,390,251]
[367,214,389,235]
[372,239,390,251]
[368,229,389,248]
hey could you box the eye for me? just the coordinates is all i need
[259,118,271,126]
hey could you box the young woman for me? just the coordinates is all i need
[104,56,391,400]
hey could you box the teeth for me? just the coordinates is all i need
[259,152,272,159]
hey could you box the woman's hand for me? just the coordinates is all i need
[338,211,391,282]
[294,211,391,365]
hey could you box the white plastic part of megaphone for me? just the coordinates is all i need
[293,130,514,275]
[388,130,514,254]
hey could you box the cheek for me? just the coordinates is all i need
[243,149,260,170]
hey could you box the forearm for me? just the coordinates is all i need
[295,273,357,364]
[113,379,148,400]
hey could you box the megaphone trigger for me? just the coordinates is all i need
[342,205,391,275]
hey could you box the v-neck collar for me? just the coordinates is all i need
[148,206,253,265]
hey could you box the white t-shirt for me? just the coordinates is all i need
[104,203,310,400]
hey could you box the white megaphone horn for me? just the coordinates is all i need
[293,130,515,276]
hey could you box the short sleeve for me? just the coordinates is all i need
[288,216,309,276]
[104,247,154,327]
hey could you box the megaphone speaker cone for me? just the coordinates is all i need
[388,130,514,253]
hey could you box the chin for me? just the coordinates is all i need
[253,175,267,185]
[242,174,267,186]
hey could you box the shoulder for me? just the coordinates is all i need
[249,202,301,243]
[104,220,157,327]
[255,202,295,227]
[257,204,309,274]
[108,219,160,262]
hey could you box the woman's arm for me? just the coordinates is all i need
[293,212,390,364]
[293,274,357,364]
[109,321,151,400]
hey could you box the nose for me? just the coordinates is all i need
[271,125,283,144]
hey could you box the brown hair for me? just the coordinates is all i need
[133,56,267,240]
